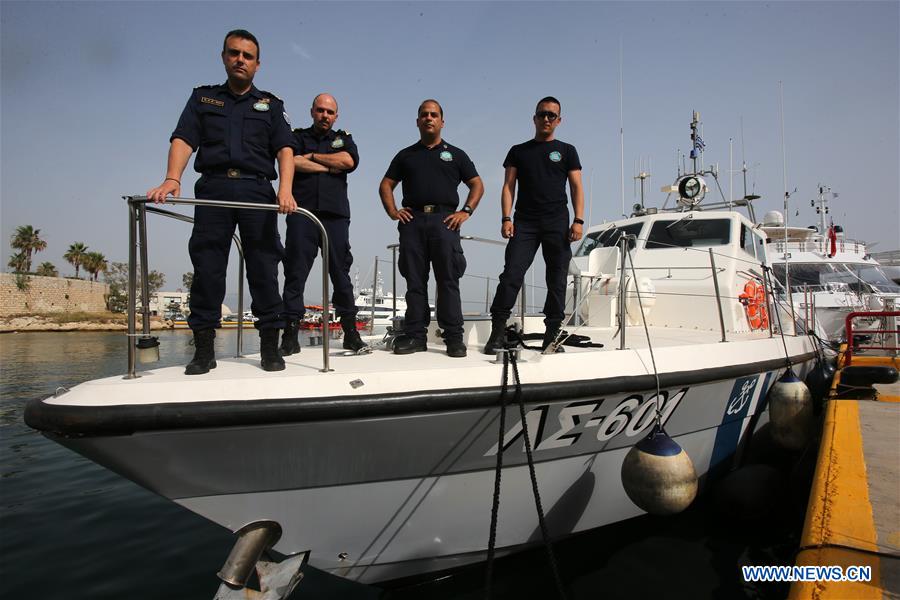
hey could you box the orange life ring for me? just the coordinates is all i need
[739,280,769,330]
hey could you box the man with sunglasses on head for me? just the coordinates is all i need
[483,96,584,354]
[147,29,296,375]
[280,93,367,356]
[379,99,484,357]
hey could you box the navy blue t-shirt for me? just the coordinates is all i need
[292,127,358,218]
[171,83,295,181]
[503,139,581,218]
[384,140,479,209]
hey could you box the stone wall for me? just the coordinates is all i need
[0,273,109,316]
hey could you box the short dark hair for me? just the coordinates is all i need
[536,96,561,113]
[418,99,444,118]
[223,29,260,59]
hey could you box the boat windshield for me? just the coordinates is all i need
[645,218,731,249]
[772,263,900,294]
[575,223,642,256]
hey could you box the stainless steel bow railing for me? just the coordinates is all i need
[124,196,333,378]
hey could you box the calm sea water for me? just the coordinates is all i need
[1,330,810,600]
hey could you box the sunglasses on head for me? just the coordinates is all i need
[535,111,559,122]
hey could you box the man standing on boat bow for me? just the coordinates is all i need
[280,94,367,355]
[147,29,296,374]
[483,96,585,354]
[379,99,484,357]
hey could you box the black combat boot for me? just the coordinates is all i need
[542,326,565,353]
[482,318,507,355]
[280,319,301,356]
[185,328,216,375]
[341,318,367,352]
[260,328,286,371]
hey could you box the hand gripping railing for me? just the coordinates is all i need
[124,196,333,378]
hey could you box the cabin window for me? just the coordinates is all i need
[645,218,731,249]
[740,224,757,258]
[575,223,643,256]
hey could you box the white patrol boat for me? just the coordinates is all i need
[25,120,818,595]
[760,185,900,342]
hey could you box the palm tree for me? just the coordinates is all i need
[83,251,108,282]
[7,252,27,273]
[64,242,88,278]
[35,262,58,277]
[10,225,47,273]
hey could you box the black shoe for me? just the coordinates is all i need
[341,317,368,352]
[260,328,286,371]
[393,336,427,355]
[542,328,565,353]
[185,328,217,375]
[446,339,467,358]
[482,319,507,355]
[280,319,301,356]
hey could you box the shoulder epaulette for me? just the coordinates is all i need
[337,129,352,137]
[194,84,219,90]
[258,90,284,102]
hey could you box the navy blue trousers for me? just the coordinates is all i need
[187,176,284,331]
[283,213,357,322]
[398,210,467,341]
[490,213,571,326]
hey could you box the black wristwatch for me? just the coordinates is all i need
[461,205,473,215]
[573,218,585,225]
[502,216,512,223]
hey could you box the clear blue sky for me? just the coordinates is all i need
[2,1,898,311]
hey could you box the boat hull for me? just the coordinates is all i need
[46,357,812,583]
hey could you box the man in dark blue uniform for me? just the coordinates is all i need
[280,93,366,355]
[484,96,584,354]
[379,99,484,357]
[147,29,296,374]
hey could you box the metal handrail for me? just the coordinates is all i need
[844,310,900,365]
[124,195,333,377]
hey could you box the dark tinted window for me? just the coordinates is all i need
[575,223,643,256]
[646,218,731,249]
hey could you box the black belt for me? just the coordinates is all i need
[203,168,269,181]
[408,204,456,214]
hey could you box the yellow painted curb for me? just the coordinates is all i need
[789,370,882,599]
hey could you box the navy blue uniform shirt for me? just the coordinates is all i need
[292,127,358,218]
[504,139,581,218]
[384,141,478,209]
[171,83,295,181]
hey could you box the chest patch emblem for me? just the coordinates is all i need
[440,151,453,162]
[331,137,344,149]
[549,151,562,162]
[200,97,225,107]
[253,101,270,112]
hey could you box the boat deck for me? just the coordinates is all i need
[790,354,900,600]
[44,319,810,408]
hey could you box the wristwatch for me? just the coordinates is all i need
[573,218,585,225]
[461,205,473,215]
[502,216,512,223]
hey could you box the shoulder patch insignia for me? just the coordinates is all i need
[200,97,225,107]
[549,151,562,162]
[283,112,291,125]
[331,137,344,149]
[440,150,453,162]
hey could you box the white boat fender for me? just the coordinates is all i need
[767,369,814,451]
[620,425,698,515]
[135,336,160,364]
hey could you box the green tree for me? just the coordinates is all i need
[182,271,194,290]
[35,262,59,277]
[10,225,47,273]
[7,251,27,273]
[83,251,108,282]
[64,242,89,278]
[104,262,166,312]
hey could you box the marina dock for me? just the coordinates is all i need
[790,353,900,600]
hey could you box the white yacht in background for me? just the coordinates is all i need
[760,185,900,341]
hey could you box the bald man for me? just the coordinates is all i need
[281,93,366,354]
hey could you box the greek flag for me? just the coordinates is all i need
[694,135,706,151]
